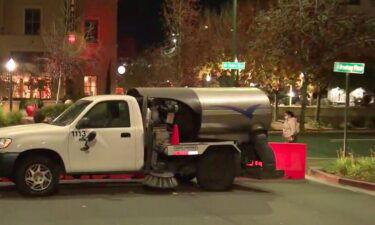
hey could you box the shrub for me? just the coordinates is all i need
[33,103,71,123]
[324,151,375,183]
[306,118,332,129]
[336,121,353,130]
[364,119,375,129]
[33,110,45,123]
[0,107,5,127]
[19,98,44,110]
[0,107,23,127]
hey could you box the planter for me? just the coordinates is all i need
[25,104,37,117]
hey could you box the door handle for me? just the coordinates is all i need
[121,132,131,138]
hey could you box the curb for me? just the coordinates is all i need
[269,130,375,134]
[308,168,375,192]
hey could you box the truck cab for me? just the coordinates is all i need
[0,95,145,195]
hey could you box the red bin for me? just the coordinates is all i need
[269,142,307,180]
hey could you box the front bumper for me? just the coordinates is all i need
[0,153,19,178]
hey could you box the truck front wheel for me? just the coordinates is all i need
[197,149,236,191]
[14,156,61,196]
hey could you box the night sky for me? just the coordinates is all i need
[117,0,230,57]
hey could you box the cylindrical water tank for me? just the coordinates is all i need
[127,88,271,143]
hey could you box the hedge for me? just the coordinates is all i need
[19,98,44,110]
[0,107,23,127]
[33,103,72,123]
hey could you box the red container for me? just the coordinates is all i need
[269,142,307,180]
[25,104,37,117]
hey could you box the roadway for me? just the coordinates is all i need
[0,178,374,225]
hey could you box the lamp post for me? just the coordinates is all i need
[5,58,16,112]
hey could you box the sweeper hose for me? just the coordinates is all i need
[252,132,276,170]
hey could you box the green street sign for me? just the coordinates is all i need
[222,62,246,70]
[334,62,365,74]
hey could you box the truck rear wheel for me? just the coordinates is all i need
[197,149,236,191]
[14,156,61,196]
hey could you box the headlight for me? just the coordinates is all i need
[0,138,12,149]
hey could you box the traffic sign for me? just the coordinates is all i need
[222,62,246,70]
[334,62,365,74]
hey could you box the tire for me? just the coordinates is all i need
[197,149,236,191]
[175,173,196,183]
[14,156,61,196]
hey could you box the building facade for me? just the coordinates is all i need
[0,0,117,101]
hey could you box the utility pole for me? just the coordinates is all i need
[232,0,238,86]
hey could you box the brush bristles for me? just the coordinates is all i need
[143,173,178,189]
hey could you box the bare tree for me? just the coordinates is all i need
[162,0,201,85]
[41,0,99,103]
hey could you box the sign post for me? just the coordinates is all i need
[343,73,350,155]
[333,62,365,155]
[221,61,246,87]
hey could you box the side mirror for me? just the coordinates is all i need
[86,131,97,142]
[76,117,90,129]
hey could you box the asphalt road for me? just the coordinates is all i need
[0,179,374,225]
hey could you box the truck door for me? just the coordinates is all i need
[68,100,137,173]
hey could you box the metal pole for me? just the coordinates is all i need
[8,71,13,112]
[232,0,238,86]
[232,0,237,60]
[343,73,350,156]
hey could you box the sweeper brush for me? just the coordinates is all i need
[143,172,178,189]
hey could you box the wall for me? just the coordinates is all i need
[0,0,118,97]
[276,106,375,128]
[81,0,117,94]
[0,0,62,62]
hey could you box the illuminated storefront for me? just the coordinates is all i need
[84,75,97,96]
[0,73,52,100]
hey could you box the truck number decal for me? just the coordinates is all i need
[71,130,87,138]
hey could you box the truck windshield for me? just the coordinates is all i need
[51,100,92,126]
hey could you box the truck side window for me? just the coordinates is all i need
[83,101,131,128]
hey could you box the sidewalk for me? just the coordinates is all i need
[270,121,375,133]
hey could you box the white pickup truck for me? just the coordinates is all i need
[0,88,282,196]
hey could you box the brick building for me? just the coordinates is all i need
[0,0,117,102]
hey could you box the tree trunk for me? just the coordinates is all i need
[273,92,279,122]
[314,88,322,123]
[56,73,62,104]
[299,77,309,132]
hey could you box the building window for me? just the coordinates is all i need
[25,9,41,35]
[0,74,52,99]
[84,76,97,96]
[348,0,361,5]
[84,20,98,43]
